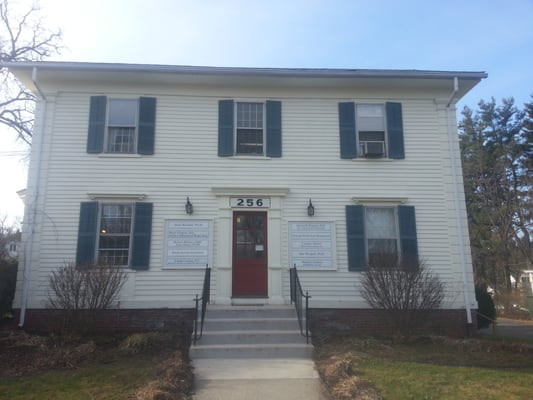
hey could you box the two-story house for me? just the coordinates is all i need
[4,62,486,335]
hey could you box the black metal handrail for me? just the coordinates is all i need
[193,264,211,345]
[290,264,311,343]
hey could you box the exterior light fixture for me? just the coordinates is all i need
[307,198,315,216]
[186,197,194,215]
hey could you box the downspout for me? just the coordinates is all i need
[18,67,47,327]
[445,77,473,327]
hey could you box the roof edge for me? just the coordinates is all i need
[0,61,488,80]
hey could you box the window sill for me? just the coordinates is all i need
[227,155,272,160]
[351,157,394,162]
[98,153,143,158]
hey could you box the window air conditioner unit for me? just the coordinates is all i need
[362,141,385,157]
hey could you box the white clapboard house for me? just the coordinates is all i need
[4,62,486,334]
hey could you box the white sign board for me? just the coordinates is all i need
[164,220,212,268]
[289,222,336,270]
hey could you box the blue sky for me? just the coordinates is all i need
[1,0,532,222]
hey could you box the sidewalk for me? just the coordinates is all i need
[193,358,326,400]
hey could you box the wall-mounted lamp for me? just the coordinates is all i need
[307,198,315,217]
[185,197,194,215]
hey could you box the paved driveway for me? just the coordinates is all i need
[479,318,533,340]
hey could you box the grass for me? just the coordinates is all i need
[314,334,533,400]
[0,356,157,400]
[0,331,192,400]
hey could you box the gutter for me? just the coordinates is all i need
[445,77,473,327]
[1,61,489,81]
[18,67,47,328]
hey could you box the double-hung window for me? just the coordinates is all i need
[346,204,418,270]
[87,96,156,155]
[218,99,282,157]
[107,100,137,153]
[357,104,386,157]
[339,101,405,159]
[76,201,153,270]
[365,207,399,264]
[98,203,133,265]
[236,102,264,155]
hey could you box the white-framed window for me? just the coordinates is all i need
[97,203,133,265]
[236,102,265,155]
[106,99,138,153]
[365,206,399,263]
[357,104,387,158]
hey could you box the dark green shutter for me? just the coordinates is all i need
[218,100,234,156]
[346,205,366,271]
[339,102,357,159]
[398,205,418,264]
[266,100,282,157]
[76,202,98,265]
[138,97,156,155]
[386,102,405,159]
[87,96,106,153]
[130,202,153,270]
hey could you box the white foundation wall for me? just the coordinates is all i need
[17,81,476,311]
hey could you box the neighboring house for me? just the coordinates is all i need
[2,231,21,260]
[512,270,533,295]
[4,62,486,335]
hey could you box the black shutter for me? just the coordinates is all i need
[386,102,405,159]
[130,202,153,270]
[87,96,106,153]
[266,100,282,157]
[398,205,418,264]
[138,97,156,155]
[346,205,366,271]
[218,100,234,156]
[339,102,357,159]
[76,202,98,265]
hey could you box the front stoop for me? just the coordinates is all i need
[190,305,313,359]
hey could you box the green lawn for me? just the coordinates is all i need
[0,356,158,400]
[360,359,533,400]
[0,331,192,400]
[314,335,533,400]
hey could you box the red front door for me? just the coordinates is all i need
[232,211,268,297]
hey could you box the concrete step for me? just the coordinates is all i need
[202,317,300,331]
[198,330,305,345]
[190,343,314,359]
[206,306,297,319]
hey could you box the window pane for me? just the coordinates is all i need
[99,204,132,266]
[237,103,263,128]
[108,99,137,126]
[366,208,396,239]
[108,127,135,153]
[236,128,263,154]
[358,104,384,131]
[359,131,385,142]
[368,239,398,255]
[357,104,383,118]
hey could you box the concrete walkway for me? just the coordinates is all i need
[193,358,326,400]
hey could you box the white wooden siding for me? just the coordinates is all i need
[17,82,475,310]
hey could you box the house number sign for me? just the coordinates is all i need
[230,197,270,208]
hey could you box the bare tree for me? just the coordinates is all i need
[360,255,445,337]
[0,0,62,145]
